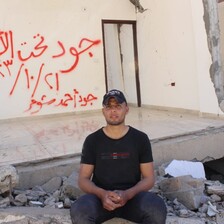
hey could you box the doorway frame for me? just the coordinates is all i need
[102,20,141,107]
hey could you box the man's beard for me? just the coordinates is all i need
[106,118,125,126]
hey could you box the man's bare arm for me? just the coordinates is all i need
[127,162,155,197]
[114,162,155,206]
[78,163,121,211]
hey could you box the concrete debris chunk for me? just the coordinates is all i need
[206,182,224,196]
[61,171,84,200]
[216,211,224,224]
[159,175,205,210]
[0,197,10,208]
[29,201,44,207]
[0,165,19,194]
[0,214,26,223]
[207,201,220,216]
[165,216,205,224]
[14,193,28,206]
[41,176,62,194]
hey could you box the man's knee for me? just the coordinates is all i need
[70,194,99,224]
[70,201,87,223]
[141,192,167,223]
[70,202,97,224]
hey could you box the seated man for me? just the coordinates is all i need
[70,89,167,224]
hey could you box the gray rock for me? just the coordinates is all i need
[61,171,84,200]
[0,197,10,208]
[41,176,62,194]
[210,194,222,202]
[216,211,224,224]
[64,197,71,208]
[44,196,56,206]
[26,187,46,201]
[15,193,28,205]
[206,182,224,196]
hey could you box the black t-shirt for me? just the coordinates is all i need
[81,126,153,190]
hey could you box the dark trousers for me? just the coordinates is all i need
[70,192,167,224]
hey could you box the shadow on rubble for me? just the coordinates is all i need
[203,156,224,183]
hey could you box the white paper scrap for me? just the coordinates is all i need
[165,160,206,179]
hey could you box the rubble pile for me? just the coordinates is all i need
[0,166,82,210]
[156,177,224,224]
[0,161,224,224]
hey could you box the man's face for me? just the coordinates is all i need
[102,98,129,126]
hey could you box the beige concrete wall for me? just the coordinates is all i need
[0,0,223,119]
[137,0,222,115]
[152,127,224,167]
[0,0,136,119]
[137,0,200,111]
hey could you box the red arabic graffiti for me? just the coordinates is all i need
[0,30,101,114]
[25,89,97,115]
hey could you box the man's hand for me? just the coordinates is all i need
[100,191,122,211]
[112,190,129,207]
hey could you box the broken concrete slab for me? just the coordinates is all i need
[165,216,205,224]
[0,207,136,224]
[0,207,207,224]
[159,175,205,210]
[0,207,72,224]
[15,156,80,189]
[104,218,134,223]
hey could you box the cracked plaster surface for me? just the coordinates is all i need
[203,0,224,112]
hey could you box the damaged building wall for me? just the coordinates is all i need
[137,0,198,111]
[203,0,224,112]
[0,0,224,119]
[218,1,224,68]
[218,1,224,91]
[136,0,224,116]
